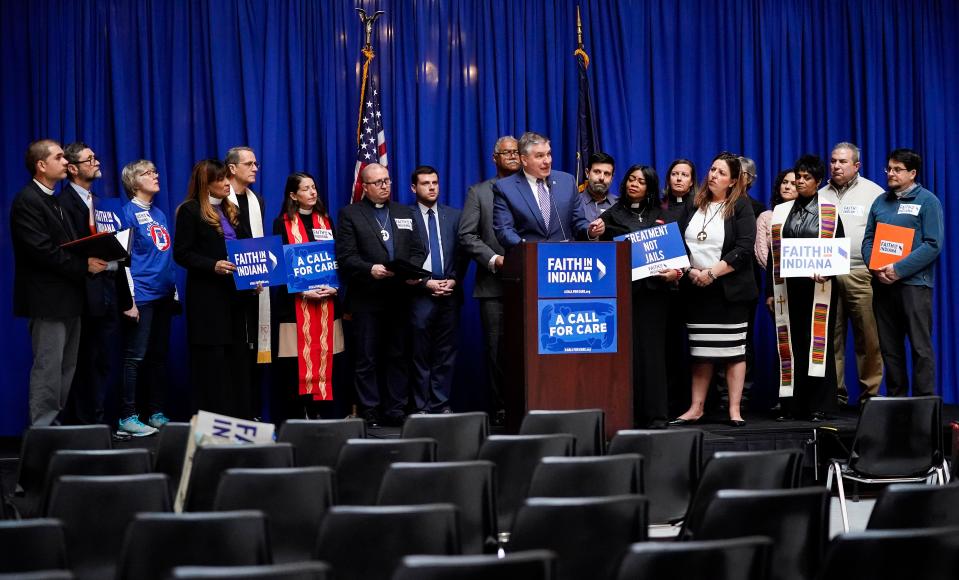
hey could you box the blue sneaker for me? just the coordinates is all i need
[118,415,158,437]
[147,412,170,429]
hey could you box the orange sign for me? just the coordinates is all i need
[869,223,914,269]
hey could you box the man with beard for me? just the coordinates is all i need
[458,136,520,425]
[577,152,617,222]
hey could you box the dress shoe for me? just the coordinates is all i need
[493,409,506,427]
[667,416,702,426]
[728,419,747,427]
[810,411,827,423]
[362,409,380,428]
[646,419,669,430]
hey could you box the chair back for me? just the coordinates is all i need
[519,409,605,455]
[377,461,496,554]
[819,526,959,580]
[867,482,959,530]
[315,504,461,580]
[695,488,829,580]
[477,434,574,532]
[848,396,943,478]
[42,449,152,513]
[509,495,647,580]
[616,536,772,580]
[608,428,702,523]
[393,551,556,580]
[213,467,334,564]
[277,418,366,468]
[171,562,331,579]
[14,425,111,518]
[184,443,295,511]
[153,422,192,490]
[0,571,74,580]
[400,412,489,461]
[117,511,271,580]
[46,474,171,580]
[528,454,643,498]
[335,438,437,505]
[0,519,67,573]
[681,449,802,538]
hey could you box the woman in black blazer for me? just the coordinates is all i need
[174,159,255,418]
[270,172,339,422]
[600,165,682,428]
[669,153,757,427]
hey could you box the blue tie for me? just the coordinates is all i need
[427,208,443,278]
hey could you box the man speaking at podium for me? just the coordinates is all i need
[492,132,597,250]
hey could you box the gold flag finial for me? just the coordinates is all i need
[573,5,589,69]
[356,7,385,50]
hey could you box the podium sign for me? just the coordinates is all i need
[538,298,617,354]
[537,242,617,297]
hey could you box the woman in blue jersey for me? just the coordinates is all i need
[117,159,178,437]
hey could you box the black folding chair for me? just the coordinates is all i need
[42,448,152,514]
[401,412,489,461]
[608,428,703,524]
[866,481,959,530]
[519,409,605,456]
[335,438,436,505]
[183,443,295,511]
[171,562,331,579]
[824,396,947,532]
[277,418,366,468]
[392,551,556,580]
[0,518,68,574]
[527,454,643,497]
[153,422,192,491]
[818,526,959,580]
[616,536,772,580]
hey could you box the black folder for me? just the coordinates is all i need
[385,258,431,281]
[60,230,130,262]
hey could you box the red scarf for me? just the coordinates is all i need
[284,212,334,400]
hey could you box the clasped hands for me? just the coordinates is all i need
[302,286,337,300]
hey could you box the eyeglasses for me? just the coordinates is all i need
[884,166,911,175]
[139,169,159,177]
[495,150,520,158]
[237,161,261,169]
[71,156,98,165]
[364,177,391,188]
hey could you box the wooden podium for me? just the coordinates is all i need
[501,241,633,438]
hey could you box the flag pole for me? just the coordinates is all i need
[355,8,384,146]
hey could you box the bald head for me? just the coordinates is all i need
[361,163,391,204]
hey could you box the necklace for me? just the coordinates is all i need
[629,203,646,222]
[696,202,726,241]
[373,210,391,241]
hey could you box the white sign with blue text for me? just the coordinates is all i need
[226,235,287,289]
[779,238,850,278]
[537,242,617,298]
[284,240,340,292]
[538,298,617,355]
[614,222,690,280]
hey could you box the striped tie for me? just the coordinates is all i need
[537,179,552,232]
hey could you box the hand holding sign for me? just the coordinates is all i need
[215,260,236,275]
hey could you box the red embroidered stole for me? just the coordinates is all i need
[284,213,334,400]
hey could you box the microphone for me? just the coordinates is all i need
[547,178,570,242]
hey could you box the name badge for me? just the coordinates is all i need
[135,211,153,225]
[898,203,921,216]
[313,228,334,241]
[841,205,864,217]
[394,218,413,231]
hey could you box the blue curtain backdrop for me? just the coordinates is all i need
[1,0,956,435]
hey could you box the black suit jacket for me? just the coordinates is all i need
[458,177,506,299]
[410,203,468,302]
[10,181,87,318]
[173,199,248,345]
[335,199,426,313]
[58,183,132,315]
[680,196,758,302]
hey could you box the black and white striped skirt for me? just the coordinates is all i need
[684,284,750,362]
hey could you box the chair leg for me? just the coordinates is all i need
[830,462,850,533]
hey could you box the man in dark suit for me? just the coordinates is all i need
[59,142,131,425]
[10,139,108,426]
[492,131,599,250]
[408,166,467,414]
[336,163,426,427]
[458,135,520,424]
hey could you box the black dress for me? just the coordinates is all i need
[766,194,844,418]
[601,202,674,427]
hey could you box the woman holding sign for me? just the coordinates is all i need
[271,172,339,422]
[600,165,681,428]
[670,152,756,427]
[765,155,843,421]
[174,159,256,419]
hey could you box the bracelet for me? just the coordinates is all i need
[706,269,717,281]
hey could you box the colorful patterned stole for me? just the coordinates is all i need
[770,198,837,396]
[284,212,335,400]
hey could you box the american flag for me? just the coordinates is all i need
[351,70,388,203]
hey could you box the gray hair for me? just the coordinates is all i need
[121,159,157,198]
[738,156,757,189]
[493,135,517,153]
[831,142,861,163]
[224,146,255,166]
[518,132,549,156]
[62,142,90,165]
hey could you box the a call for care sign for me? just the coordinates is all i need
[538,299,617,354]
[283,240,340,292]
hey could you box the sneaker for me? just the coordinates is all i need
[118,415,158,437]
[147,412,170,429]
